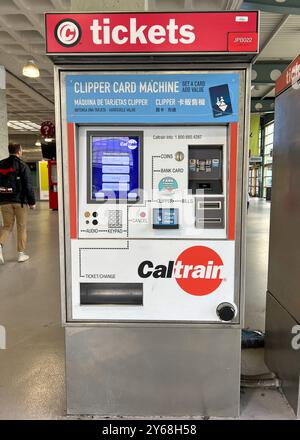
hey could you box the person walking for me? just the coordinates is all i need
[0,143,36,263]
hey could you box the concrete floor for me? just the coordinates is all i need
[0,203,65,419]
[0,199,296,419]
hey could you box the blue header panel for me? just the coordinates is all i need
[66,73,240,124]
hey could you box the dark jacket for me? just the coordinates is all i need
[0,155,36,206]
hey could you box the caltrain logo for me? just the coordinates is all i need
[138,246,224,296]
[55,19,82,47]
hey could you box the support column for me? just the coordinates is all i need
[0,66,8,160]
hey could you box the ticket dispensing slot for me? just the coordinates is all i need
[80,283,143,305]
[189,145,224,229]
[188,145,223,195]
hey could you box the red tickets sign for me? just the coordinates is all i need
[275,54,300,96]
[45,12,258,55]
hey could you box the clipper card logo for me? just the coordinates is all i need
[138,246,224,296]
[55,19,82,47]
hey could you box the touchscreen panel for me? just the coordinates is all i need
[90,134,141,202]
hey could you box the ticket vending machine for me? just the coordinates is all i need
[48,160,58,210]
[46,11,259,417]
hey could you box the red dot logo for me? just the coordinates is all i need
[55,19,81,47]
[175,246,224,296]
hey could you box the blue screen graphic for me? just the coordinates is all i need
[91,136,140,201]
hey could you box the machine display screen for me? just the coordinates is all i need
[90,133,141,202]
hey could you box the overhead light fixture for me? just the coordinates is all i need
[35,140,41,147]
[275,0,286,3]
[22,60,40,78]
[7,120,40,131]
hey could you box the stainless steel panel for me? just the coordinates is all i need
[268,84,300,322]
[65,326,241,417]
[265,292,300,417]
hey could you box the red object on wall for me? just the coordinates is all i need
[41,120,55,138]
[48,160,58,210]
[45,11,259,55]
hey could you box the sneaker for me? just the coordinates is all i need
[18,252,30,263]
[0,245,4,264]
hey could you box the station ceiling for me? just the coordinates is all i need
[1,0,300,135]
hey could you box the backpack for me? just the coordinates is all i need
[0,159,21,196]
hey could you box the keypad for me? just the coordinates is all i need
[108,210,122,228]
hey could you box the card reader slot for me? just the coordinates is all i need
[197,201,221,210]
[80,283,143,305]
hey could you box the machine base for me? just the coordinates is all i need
[65,326,241,417]
[265,292,300,418]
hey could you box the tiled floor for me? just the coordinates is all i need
[0,199,296,419]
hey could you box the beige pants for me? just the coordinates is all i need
[0,204,28,252]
